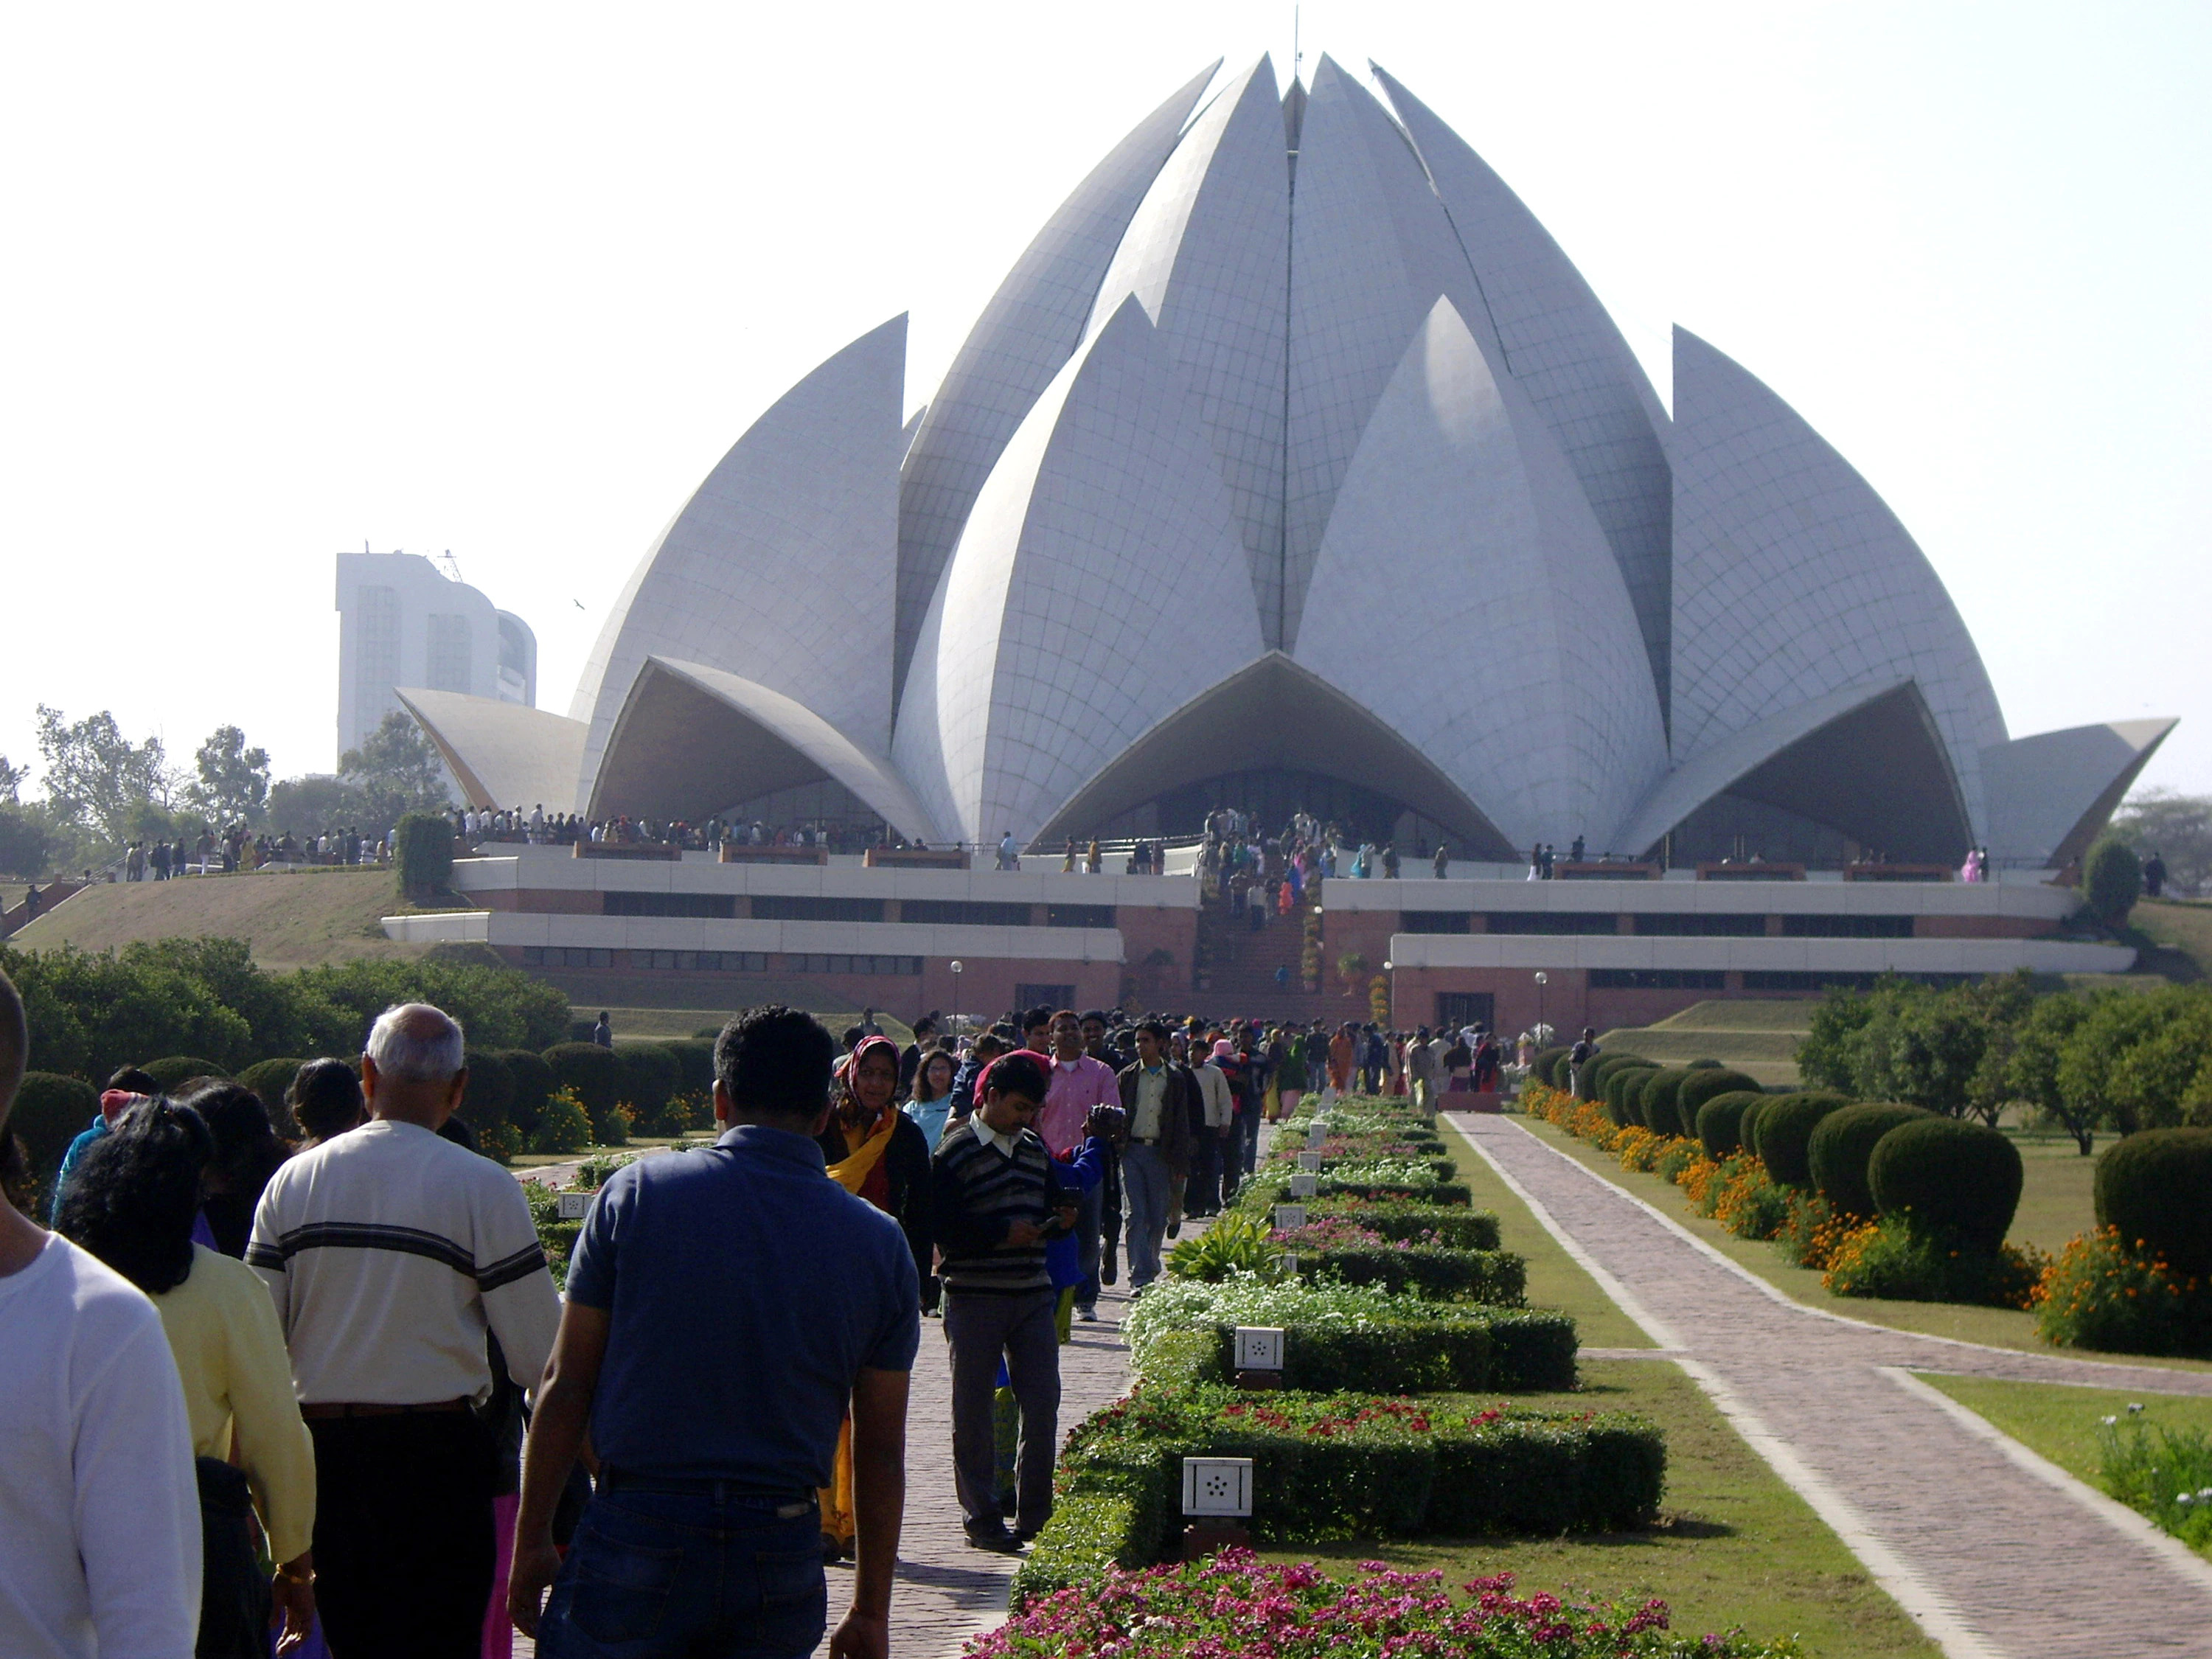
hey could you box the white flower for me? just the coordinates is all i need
[2101,1416,2119,1427]
[2128,1402,2146,1415]
[2181,1493,2197,1506]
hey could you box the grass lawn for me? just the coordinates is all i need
[592,1004,914,1044]
[1916,1372,2212,1498]
[1263,1360,1941,1658]
[2125,899,2212,982]
[9,866,425,968]
[1597,998,1812,1089]
[1436,1116,1653,1349]
[1510,1110,2212,1374]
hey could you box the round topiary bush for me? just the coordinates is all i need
[141,1056,230,1093]
[2096,1127,2212,1276]
[1678,1068,1761,1128]
[1532,1046,1573,1090]
[661,1037,718,1098]
[9,1071,99,1190]
[1605,1066,1658,1127]
[1697,1091,1765,1161]
[2082,836,2143,931]
[459,1050,515,1134]
[1587,1052,1649,1093]
[543,1043,622,1138]
[1809,1102,1933,1220]
[1738,1096,1771,1158]
[1866,1116,2023,1249]
[613,1043,681,1133]
[1638,1069,1698,1138]
[1756,1092,1851,1186]
[501,1048,554,1134]
[236,1058,305,1124]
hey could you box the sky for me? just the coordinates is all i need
[1,1,2206,801]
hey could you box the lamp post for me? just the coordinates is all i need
[949,960,963,1042]
[1534,971,1548,1043]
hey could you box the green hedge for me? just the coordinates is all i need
[529,1091,594,1155]
[1808,1102,1932,1220]
[1013,1386,1664,1605]
[1150,1308,1575,1395]
[458,1050,515,1133]
[2096,1128,2212,1275]
[1678,1068,1761,1127]
[395,811,454,897]
[1868,1116,2023,1248]
[544,1042,622,1137]
[236,1057,304,1125]
[1584,1052,1650,1105]
[501,1048,554,1133]
[1604,1066,1658,1127]
[1752,1091,1848,1186]
[1697,1091,1764,1161]
[10,1071,98,1189]
[662,1037,717,1098]
[1292,1245,1526,1304]
[1533,1046,1573,1088]
[142,1055,229,1092]
[614,1042,681,1130]
[1639,1069,1702,1138]
[1309,1202,1500,1250]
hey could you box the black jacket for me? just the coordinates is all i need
[817,1111,935,1307]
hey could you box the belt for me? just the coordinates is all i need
[301,1398,472,1420]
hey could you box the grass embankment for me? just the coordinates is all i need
[586,1004,914,1044]
[2126,898,2212,984]
[8,866,425,968]
[1511,1111,2212,1372]
[1598,1000,1809,1090]
[1916,1374,2212,1507]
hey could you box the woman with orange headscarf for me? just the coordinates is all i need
[813,1033,932,1562]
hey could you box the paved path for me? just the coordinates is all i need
[1447,1112,2212,1659]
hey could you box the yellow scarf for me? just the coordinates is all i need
[826,1107,897,1194]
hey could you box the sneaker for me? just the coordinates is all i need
[965,1522,1024,1554]
[1166,1220,1182,1239]
[1075,1305,1098,1323]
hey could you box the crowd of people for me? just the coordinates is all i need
[114,824,388,881]
[454,807,901,857]
[0,952,1557,1659]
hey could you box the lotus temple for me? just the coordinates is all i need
[385,55,2170,1031]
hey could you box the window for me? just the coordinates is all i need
[901,900,1034,927]
[790,953,921,975]
[1045,904,1115,929]
[1434,992,1495,1029]
[1590,969,1726,990]
[522,946,613,969]
[425,613,473,693]
[1781,914,1914,939]
[604,891,736,918]
[352,585,399,739]
[1016,983,1076,1011]
[1484,912,1618,935]
[1399,911,1470,934]
[751,895,885,922]
[1633,914,1766,936]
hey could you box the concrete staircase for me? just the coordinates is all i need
[1189,900,1342,1021]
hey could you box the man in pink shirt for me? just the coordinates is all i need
[1035,1011,1121,1321]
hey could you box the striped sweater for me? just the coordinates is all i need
[931,1120,1074,1296]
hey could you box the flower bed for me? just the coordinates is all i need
[2032,1225,2212,1355]
[1298,1197,1502,1250]
[984,1552,1798,1659]
[1012,1387,1665,1606]
[1284,1242,1528,1304]
[1128,1276,1576,1394]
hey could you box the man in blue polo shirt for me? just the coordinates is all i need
[508,1005,920,1659]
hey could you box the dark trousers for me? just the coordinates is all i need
[310,1411,496,1659]
[1183,1133,1222,1215]
[1073,1182,1104,1312]
[195,1457,271,1659]
[942,1288,1060,1533]
[537,1486,824,1659]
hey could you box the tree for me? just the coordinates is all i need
[2082,836,2143,931]
[0,754,27,802]
[2110,788,2212,900]
[2006,992,2096,1153]
[1796,984,1881,1093]
[338,711,453,837]
[0,804,52,879]
[266,773,371,836]
[186,726,271,826]
[34,705,176,852]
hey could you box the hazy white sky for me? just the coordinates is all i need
[2,1,2205,799]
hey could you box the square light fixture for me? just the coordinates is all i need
[1297,1151,1324,1172]
[556,1192,592,1220]
[1182,1457,1253,1517]
[1233,1326,1285,1370]
[1288,1173,1318,1197]
[1273,1203,1307,1231]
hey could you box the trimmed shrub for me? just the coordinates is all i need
[1637,1068,1697,1138]
[2083,835,2143,931]
[236,1058,304,1125]
[1293,1245,1526,1304]
[1188,1308,1571,1394]
[501,1048,554,1133]
[1753,1091,1850,1186]
[2034,1225,2212,1356]
[1868,1116,2023,1248]
[394,810,455,898]
[2096,1128,2212,1276]
[661,1037,717,1098]
[142,1055,230,1092]
[1737,1096,1770,1156]
[529,1088,593,1154]
[1678,1068,1761,1127]
[613,1042,682,1132]
[10,1071,98,1189]
[1532,1045,1572,1088]
[1307,1201,1500,1250]
[1584,1051,1649,1101]
[458,1050,515,1133]
[544,1042,622,1138]
[1604,1065,1658,1127]
[1823,1213,2042,1307]
[1697,1090,1764,1161]
[1807,1102,1932,1220]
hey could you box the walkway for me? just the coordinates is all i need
[1447,1111,2212,1659]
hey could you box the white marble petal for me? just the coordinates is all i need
[394,689,587,813]
[1294,296,1667,852]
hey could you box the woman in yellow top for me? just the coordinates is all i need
[812,1034,932,1562]
[55,1098,319,1657]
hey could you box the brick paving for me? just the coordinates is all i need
[1447,1111,2212,1659]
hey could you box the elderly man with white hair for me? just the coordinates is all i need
[248,1002,560,1659]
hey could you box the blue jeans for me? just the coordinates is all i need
[1121,1142,1174,1287]
[536,1484,825,1659]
